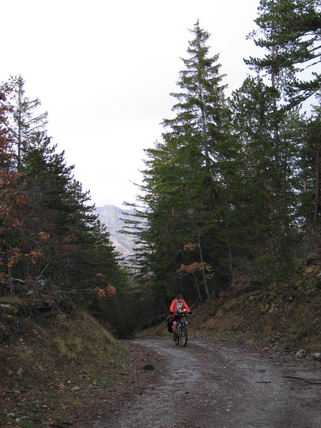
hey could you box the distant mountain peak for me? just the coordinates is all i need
[95,204,134,257]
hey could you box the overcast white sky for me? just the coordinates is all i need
[2,0,261,208]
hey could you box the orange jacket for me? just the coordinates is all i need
[169,298,191,313]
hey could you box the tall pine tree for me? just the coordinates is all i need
[133,22,232,305]
[246,0,321,106]
[8,75,47,169]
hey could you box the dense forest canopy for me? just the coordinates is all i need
[1,0,321,333]
[123,1,321,323]
[0,76,136,336]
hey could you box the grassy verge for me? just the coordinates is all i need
[0,304,156,428]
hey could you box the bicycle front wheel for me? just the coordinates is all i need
[177,324,188,347]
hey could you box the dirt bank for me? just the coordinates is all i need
[0,308,161,428]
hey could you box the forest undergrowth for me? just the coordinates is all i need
[139,254,321,357]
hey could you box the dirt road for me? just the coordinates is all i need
[91,337,321,428]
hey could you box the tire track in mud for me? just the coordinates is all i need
[92,338,321,428]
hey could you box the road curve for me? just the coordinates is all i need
[92,337,321,428]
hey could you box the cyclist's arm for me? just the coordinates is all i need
[169,300,176,313]
[183,300,191,312]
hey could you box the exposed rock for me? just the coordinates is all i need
[304,266,317,275]
[0,304,12,310]
[312,352,321,361]
[71,385,81,391]
[295,349,306,358]
[306,253,321,265]
[0,303,17,315]
[95,205,135,257]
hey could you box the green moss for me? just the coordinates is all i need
[249,289,262,297]
[18,422,34,428]
[0,296,26,305]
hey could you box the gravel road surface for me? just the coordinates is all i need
[91,337,321,428]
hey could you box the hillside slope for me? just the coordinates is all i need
[139,254,321,356]
[0,299,160,427]
[189,254,321,355]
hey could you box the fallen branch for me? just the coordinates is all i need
[49,423,73,427]
[282,375,321,385]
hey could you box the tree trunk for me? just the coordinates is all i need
[8,266,13,295]
[227,245,233,283]
[197,231,210,300]
[314,146,320,226]
[17,79,23,170]
[192,271,203,302]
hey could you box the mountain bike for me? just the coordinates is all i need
[173,311,188,347]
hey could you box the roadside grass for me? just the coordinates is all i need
[0,307,130,427]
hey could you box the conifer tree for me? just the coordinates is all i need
[246,0,321,106]
[298,105,321,231]
[21,133,121,295]
[229,75,302,278]
[8,75,47,169]
[0,82,27,290]
[134,22,231,303]
[163,20,228,167]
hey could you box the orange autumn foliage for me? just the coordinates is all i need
[106,284,117,297]
[7,248,23,267]
[93,284,117,299]
[25,250,43,265]
[183,241,200,251]
[38,231,50,240]
[177,262,213,274]
[94,287,106,298]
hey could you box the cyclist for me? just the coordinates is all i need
[167,295,191,333]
